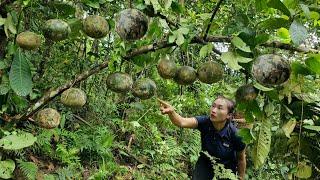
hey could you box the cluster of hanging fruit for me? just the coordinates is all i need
[157,56,224,85]
[106,72,157,100]
[18,8,149,128]
[35,88,87,129]
[16,8,149,50]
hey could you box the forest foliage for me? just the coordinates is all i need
[0,0,320,179]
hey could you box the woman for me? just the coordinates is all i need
[158,96,246,180]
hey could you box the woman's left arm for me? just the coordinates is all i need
[237,148,246,180]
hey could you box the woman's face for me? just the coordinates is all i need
[209,98,230,123]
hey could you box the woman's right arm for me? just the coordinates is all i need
[158,99,198,128]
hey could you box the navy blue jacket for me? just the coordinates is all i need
[195,115,246,172]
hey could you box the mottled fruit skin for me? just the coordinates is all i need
[252,54,291,86]
[132,78,157,99]
[157,57,177,79]
[35,108,60,129]
[235,84,258,103]
[116,9,148,41]
[83,15,109,39]
[16,31,41,50]
[43,19,71,41]
[61,88,87,108]
[174,66,197,85]
[197,61,224,84]
[106,72,133,93]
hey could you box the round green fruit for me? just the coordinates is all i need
[197,61,223,84]
[157,56,177,79]
[16,31,41,50]
[35,108,61,129]
[252,54,291,86]
[106,72,133,93]
[115,9,148,41]
[43,19,71,41]
[132,78,157,100]
[235,84,258,103]
[83,15,109,39]
[174,66,197,85]
[61,88,87,108]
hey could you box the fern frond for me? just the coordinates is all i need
[252,116,272,169]
[17,159,38,180]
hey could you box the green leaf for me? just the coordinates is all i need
[82,0,100,8]
[277,27,290,40]
[164,0,172,10]
[259,18,290,30]
[231,37,251,52]
[295,162,312,179]
[9,50,32,96]
[282,119,296,138]
[171,1,184,14]
[0,159,15,179]
[178,27,189,35]
[252,117,272,169]
[221,52,252,70]
[17,160,38,180]
[254,34,270,45]
[300,4,310,18]
[0,17,5,26]
[291,61,313,76]
[255,0,268,12]
[176,33,185,46]
[199,44,213,58]
[303,125,320,132]
[150,0,162,13]
[305,54,320,74]
[264,102,275,117]
[237,128,254,144]
[254,82,274,91]
[267,0,291,17]
[289,20,308,46]
[0,75,10,95]
[0,131,37,150]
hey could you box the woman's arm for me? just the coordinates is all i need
[237,148,246,180]
[158,99,198,128]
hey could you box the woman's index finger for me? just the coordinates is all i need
[157,98,169,106]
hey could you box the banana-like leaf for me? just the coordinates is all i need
[252,116,272,169]
[9,50,32,96]
[0,131,37,150]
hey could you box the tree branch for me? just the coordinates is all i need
[203,0,225,40]
[16,35,319,121]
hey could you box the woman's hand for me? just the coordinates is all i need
[157,98,174,115]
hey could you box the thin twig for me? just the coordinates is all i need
[203,0,225,40]
[72,114,92,127]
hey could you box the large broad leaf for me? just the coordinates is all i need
[303,125,320,132]
[267,0,291,17]
[259,18,290,30]
[291,61,313,76]
[9,50,32,96]
[0,159,15,179]
[237,128,254,144]
[289,20,308,46]
[282,119,296,138]
[0,131,37,150]
[295,162,312,179]
[200,44,213,58]
[231,37,251,52]
[305,54,320,74]
[255,0,268,12]
[221,51,252,70]
[252,116,271,169]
